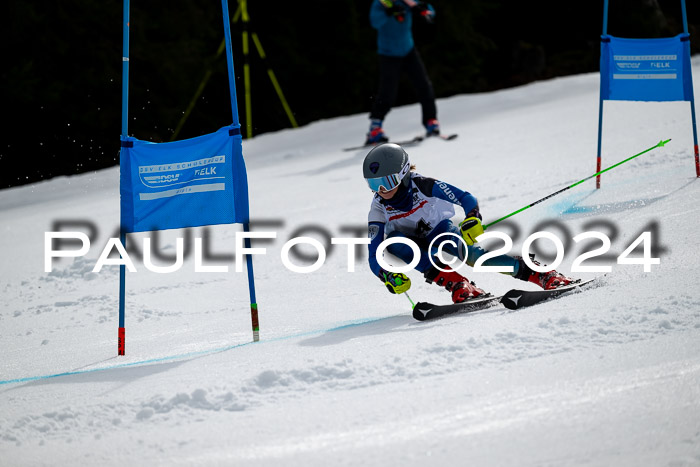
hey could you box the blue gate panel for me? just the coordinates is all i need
[120,125,249,233]
[600,34,692,102]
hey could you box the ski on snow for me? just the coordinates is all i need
[412,277,598,320]
[343,134,458,151]
[500,277,597,310]
[343,136,423,152]
[426,133,458,142]
[413,294,501,321]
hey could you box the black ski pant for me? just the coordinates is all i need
[369,47,437,126]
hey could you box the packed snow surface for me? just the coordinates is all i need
[1,62,700,466]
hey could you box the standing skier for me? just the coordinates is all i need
[364,143,575,303]
[365,0,440,145]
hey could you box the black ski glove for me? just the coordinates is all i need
[412,2,435,23]
[380,0,407,21]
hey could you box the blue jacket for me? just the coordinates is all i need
[367,174,479,278]
[370,0,414,57]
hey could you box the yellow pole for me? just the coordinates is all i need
[240,0,253,139]
[170,3,237,142]
[171,0,297,141]
[251,33,298,128]
[170,42,226,141]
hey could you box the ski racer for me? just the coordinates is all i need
[364,143,575,303]
[365,0,440,145]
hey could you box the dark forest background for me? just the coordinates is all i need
[1,0,697,189]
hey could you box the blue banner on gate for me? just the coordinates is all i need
[120,124,249,233]
[600,34,693,102]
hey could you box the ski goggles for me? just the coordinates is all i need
[365,161,410,192]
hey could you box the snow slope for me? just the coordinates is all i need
[1,62,700,466]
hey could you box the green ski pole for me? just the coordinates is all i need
[404,291,416,309]
[483,139,670,229]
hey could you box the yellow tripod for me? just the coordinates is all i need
[171,0,297,141]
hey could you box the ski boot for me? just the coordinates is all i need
[424,118,440,137]
[365,119,389,145]
[424,261,485,303]
[514,255,574,290]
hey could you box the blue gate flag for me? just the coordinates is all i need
[600,33,693,102]
[120,124,249,233]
